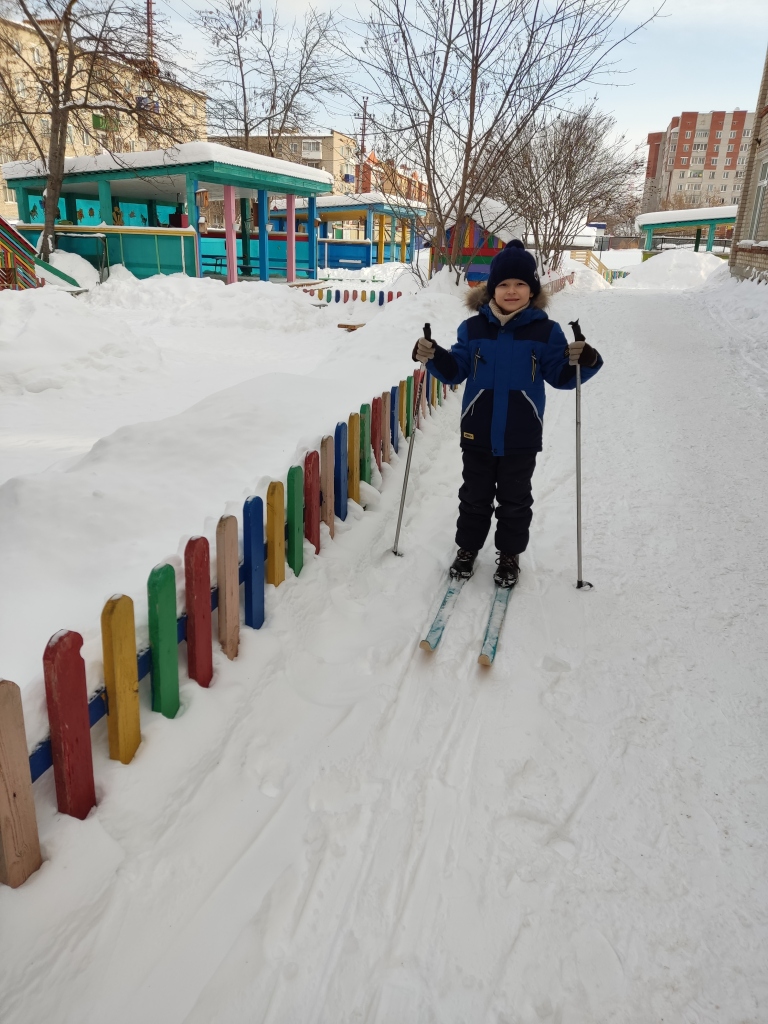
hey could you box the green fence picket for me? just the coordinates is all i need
[360,402,371,485]
[287,465,304,577]
[147,564,180,718]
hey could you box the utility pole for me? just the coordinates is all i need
[354,97,369,193]
[146,0,154,59]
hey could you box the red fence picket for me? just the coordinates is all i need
[185,536,213,686]
[304,450,321,554]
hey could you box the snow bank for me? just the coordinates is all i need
[49,250,100,289]
[561,255,611,292]
[598,248,644,271]
[613,248,725,290]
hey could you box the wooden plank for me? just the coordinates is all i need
[304,450,321,554]
[101,595,141,764]
[398,380,407,435]
[334,422,348,521]
[320,436,335,538]
[147,564,180,719]
[243,495,265,629]
[359,403,371,485]
[381,392,391,464]
[266,481,286,586]
[347,412,360,504]
[420,370,427,418]
[390,386,399,454]
[42,630,97,818]
[439,381,444,406]
[286,466,304,577]
[185,536,213,686]
[0,680,42,888]
[216,515,240,660]
[371,396,382,472]
[406,376,413,438]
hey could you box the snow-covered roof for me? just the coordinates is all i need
[2,141,334,187]
[270,192,426,214]
[448,197,525,244]
[636,205,738,228]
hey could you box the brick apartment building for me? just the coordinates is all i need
[642,109,755,214]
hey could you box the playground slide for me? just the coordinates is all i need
[33,255,81,289]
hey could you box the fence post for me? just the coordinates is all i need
[243,496,265,629]
[360,403,372,485]
[371,396,382,472]
[216,515,240,660]
[347,412,361,504]
[0,680,42,888]
[304,450,321,554]
[266,481,286,586]
[101,595,141,764]
[185,536,213,686]
[334,422,348,521]
[381,391,391,464]
[286,466,304,577]
[320,436,335,538]
[147,564,180,718]
[390,386,399,454]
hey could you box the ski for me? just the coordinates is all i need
[478,586,513,666]
[419,577,467,652]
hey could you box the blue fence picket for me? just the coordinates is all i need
[334,421,348,521]
[243,495,265,629]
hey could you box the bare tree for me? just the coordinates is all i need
[199,0,342,157]
[354,0,656,279]
[499,105,643,270]
[0,0,197,259]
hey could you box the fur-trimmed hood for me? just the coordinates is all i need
[465,283,548,313]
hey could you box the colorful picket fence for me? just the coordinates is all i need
[0,365,453,888]
[303,285,404,306]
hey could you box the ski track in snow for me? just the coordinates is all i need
[2,277,768,1023]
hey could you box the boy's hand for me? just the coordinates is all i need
[413,337,436,363]
[567,340,599,367]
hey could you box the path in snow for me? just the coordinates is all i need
[2,279,767,1024]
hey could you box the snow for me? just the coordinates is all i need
[2,141,334,187]
[47,250,100,288]
[593,248,644,271]
[2,263,768,1022]
[636,204,738,227]
[447,197,525,244]
[613,248,726,290]
[271,192,427,213]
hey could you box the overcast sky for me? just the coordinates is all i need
[158,0,767,158]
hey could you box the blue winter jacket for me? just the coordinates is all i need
[428,303,603,455]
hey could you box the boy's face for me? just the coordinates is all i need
[493,278,532,313]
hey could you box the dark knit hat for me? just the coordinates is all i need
[487,239,541,297]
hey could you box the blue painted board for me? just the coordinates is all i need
[334,421,348,521]
[244,496,265,629]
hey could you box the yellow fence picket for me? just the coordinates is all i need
[320,435,335,538]
[101,595,141,765]
[347,412,361,504]
[216,514,240,660]
[0,679,42,888]
[266,481,286,586]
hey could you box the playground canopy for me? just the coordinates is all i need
[2,142,335,283]
[636,205,737,253]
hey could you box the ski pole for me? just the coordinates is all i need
[568,320,593,590]
[393,322,431,556]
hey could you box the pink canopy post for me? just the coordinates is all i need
[223,185,237,285]
[286,193,296,283]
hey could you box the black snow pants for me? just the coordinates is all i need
[455,448,538,555]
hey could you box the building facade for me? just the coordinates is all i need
[209,131,358,195]
[360,152,427,205]
[730,49,768,282]
[642,109,755,214]
[0,16,207,221]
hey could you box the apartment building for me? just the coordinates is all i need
[0,16,207,221]
[210,130,358,195]
[360,151,428,204]
[642,109,755,214]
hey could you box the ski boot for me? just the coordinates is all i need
[494,552,519,589]
[450,548,477,580]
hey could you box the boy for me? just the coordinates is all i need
[413,239,602,588]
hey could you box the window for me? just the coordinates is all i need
[743,129,751,138]
[709,171,716,178]
[33,46,41,64]
[15,77,26,97]
[715,130,722,138]
[686,183,694,190]
[727,144,734,152]
[302,140,321,154]
[683,144,689,151]
[749,160,767,238]
[677,184,683,191]
[693,184,701,191]
[695,130,708,138]
[40,117,50,137]
[734,198,739,206]
[713,145,719,152]
[679,171,685,178]
[725,158,732,166]
[710,159,717,166]
[681,158,688,165]
[733,184,741,191]
[693,143,705,150]
[707,184,714,191]
[685,130,692,138]
[290,142,298,153]
[692,158,704,165]
[722,171,729,178]
[737,157,747,166]
[82,129,90,146]
[729,130,736,138]
[66,126,74,144]
[740,144,749,152]
[720,185,728,191]
[689,170,702,178]
[736,170,745,178]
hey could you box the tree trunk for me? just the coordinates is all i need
[40,112,69,263]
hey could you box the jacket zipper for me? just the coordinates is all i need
[473,348,486,380]
[531,353,537,382]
